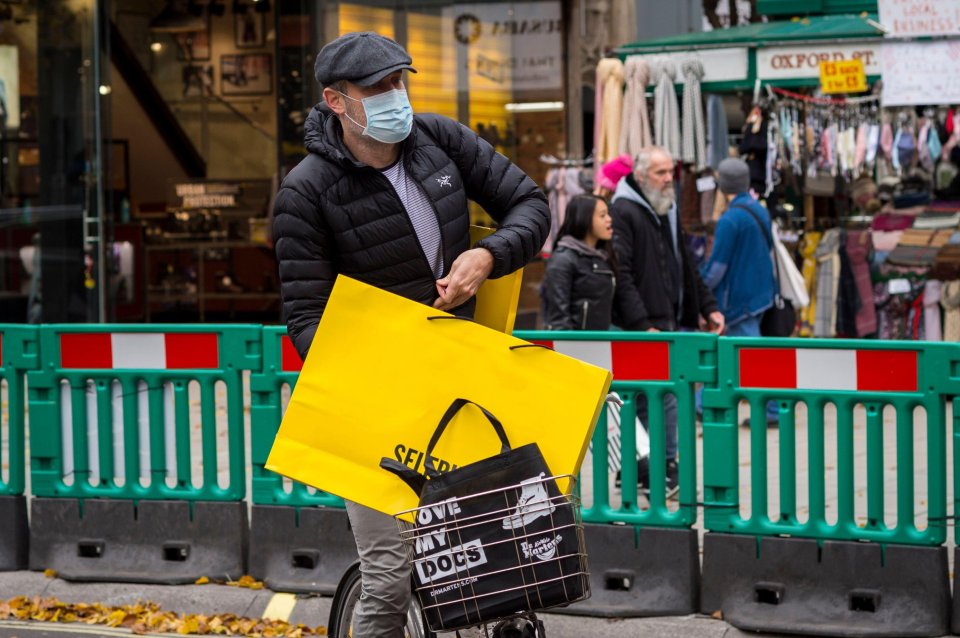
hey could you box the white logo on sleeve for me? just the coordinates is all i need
[502,473,555,530]
[437,175,452,188]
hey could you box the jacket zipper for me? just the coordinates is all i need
[581,300,589,329]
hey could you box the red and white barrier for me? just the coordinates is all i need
[738,347,918,393]
[530,339,670,381]
[280,336,303,373]
[59,333,219,370]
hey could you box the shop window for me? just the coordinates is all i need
[339,3,394,37]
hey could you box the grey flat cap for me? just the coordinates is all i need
[717,157,750,195]
[314,32,417,87]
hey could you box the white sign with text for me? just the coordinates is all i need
[881,40,960,106]
[757,43,882,80]
[442,1,563,91]
[878,0,960,37]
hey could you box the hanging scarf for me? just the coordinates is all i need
[854,122,868,173]
[652,58,681,159]
[707,94,729,170]
[619,56,652,158]
[595,58,625,164]
[880,121,894,159]
[865,123,880,166]
[681,60,707,168]
[940,280,960,342]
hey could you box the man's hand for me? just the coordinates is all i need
[705,311,725,335]
[434,248,495,311]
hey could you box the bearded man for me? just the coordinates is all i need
[610,145,723,498]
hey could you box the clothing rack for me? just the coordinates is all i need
[539,153,594,167]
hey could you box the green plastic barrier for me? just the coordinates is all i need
[702,337,956,547]
[250,326,344,508]
[0,326,40,497]
[513,330,718,528]
[955,396,960,547]
[28,324,261,501]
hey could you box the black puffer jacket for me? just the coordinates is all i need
[273,105,550,359]
[611,175,717,331]
[541,239,615,330]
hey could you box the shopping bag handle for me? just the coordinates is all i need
[424,398,510,478]
[379,458,427,495]
[378,399,510,495]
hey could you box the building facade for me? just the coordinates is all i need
[0,0,655,324]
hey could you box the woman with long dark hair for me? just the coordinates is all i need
[541,194,616,330]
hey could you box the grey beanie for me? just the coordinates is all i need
[717,158,750,195]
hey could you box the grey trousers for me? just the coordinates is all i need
[344,500,486,637]
[345,499,412,638]
[634,392,678,460]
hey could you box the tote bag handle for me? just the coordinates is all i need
[380,398,511,495]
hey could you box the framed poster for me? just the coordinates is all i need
[0,45,19,129]
[235,9,265,48]
[221,53,273,96]
[182,64,214,98]
[176,17,211,61]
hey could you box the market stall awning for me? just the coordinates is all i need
[616,14,885,92]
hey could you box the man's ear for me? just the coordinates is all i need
[323,87,345,115]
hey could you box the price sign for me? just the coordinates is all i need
[819,58,867,94]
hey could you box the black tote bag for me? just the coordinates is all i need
[380,398,589,632]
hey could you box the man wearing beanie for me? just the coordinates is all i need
[610,146,722,498]
[701,158,777,426]
[701,157,775,337]
[272,32,549,637]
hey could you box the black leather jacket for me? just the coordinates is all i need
[542,242,615,330]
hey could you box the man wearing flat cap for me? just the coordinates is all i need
[272,32,550,637]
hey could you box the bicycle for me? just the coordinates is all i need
[328,395,622,637]
[326,473,586,638]
[327,560,433,638]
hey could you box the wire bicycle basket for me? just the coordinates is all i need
[395,473,590,633]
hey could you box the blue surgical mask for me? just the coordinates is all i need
[339,88,414,144]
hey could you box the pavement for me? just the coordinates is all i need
[1,388,957,636]
[0,570,824,638]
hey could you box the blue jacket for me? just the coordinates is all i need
[700,194,776,326]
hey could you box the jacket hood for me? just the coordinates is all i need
[304,103,353,165]
[556,235,609,261]
[611,173,648,208]
[303,103,418,168]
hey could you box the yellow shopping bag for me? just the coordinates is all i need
[470,226,524,334]
[266,276,612,517]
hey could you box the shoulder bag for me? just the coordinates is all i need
[733,204,797,337]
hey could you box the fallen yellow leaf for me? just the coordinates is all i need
[0,596,330,636]
[43,569,57,578]
[195,576,211,585]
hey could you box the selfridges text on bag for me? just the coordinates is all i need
[381,399,590,632]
